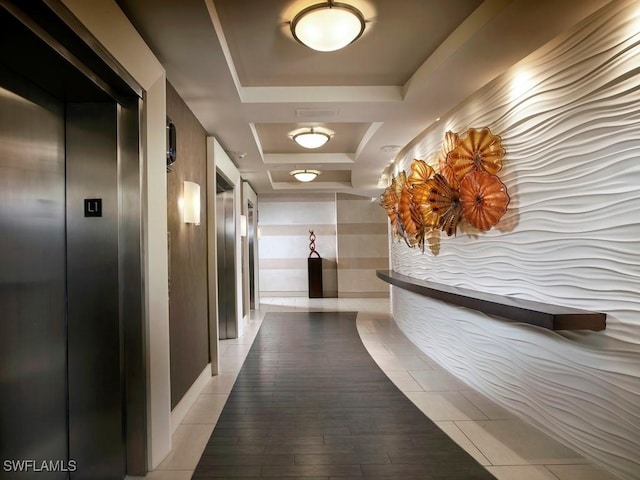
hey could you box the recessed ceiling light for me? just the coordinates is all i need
[290,127,334,149]
[290,1,366,52]
[290,169,322,182]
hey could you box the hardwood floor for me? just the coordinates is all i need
[192,311,496,479]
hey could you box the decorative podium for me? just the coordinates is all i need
[307,230,323,298]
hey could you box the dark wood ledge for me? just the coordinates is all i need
[377,270,606,331]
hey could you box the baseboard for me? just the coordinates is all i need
[261,291,307,297]
[170,363,212,434]
[338,292,390,298]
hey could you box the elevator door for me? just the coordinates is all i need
[0,64,68,480]
[0,3,145,477]
[0,62,126,480]
[216,182,237,340]
[248,206,256,310]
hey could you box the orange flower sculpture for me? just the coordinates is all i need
[381,127,509,247]
[447,127,505,180]
[411,180,440,250]
[440,164,459,190]
[380,184,400,236]
[438,131,459,169]
[459,171,510,231]
[428,174,463,237]
[399,183,418,239]
[408,159,434,185]
[381,172,411,242]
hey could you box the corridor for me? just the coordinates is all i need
[133,298,616,480]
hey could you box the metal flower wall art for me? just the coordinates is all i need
[380,127,510,251]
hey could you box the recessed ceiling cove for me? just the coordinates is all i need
[213,0,483,87]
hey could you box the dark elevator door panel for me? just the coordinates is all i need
[216,188,237,340]
[66,103,124,479]
[0,67,68,478]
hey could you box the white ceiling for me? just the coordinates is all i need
[116,0,612,195]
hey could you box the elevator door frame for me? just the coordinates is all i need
[0,1,147,476]
[216,173,238,341]
[248,203,256,310]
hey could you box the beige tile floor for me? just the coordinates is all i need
[128,297,619,480]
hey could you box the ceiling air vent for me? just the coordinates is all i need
[295,108,340,119]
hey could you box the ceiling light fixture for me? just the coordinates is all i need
[290,169,322,182]
[290,1,366,52]
[290,127,333,149]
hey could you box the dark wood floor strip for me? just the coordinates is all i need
[193,311,496,479]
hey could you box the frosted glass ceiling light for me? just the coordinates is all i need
[291,1,366,52]
[290,169,321,182]
[292,127,332,149]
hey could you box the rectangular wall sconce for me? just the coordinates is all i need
[183,181,200,225]
[240,214,248,237]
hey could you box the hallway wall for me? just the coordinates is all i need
[166,81,209,409]
[258,193,338,297]
[336,193,389,298]
[388,1,640,479]
[258,193,390,297]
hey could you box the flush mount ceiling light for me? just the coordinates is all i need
[290,1,366,52]
[290,127,334,149]
[290,169,322,182]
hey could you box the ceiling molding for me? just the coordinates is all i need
[248,123,265,162]
[204,0,243,97]
[263,153,355,165]
[118,0,613,196]
[403,0,513,99]
[355,121,384,158]
[240,85,402,104]
[271,181,353,190]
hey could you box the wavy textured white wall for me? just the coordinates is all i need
[390,1,640,479]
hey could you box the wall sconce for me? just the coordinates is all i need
[240,214,248,237]
[183,181,200,225]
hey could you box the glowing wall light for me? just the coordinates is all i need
[510,69,535,102]
[183,181,201,225]
[240,214,248,237]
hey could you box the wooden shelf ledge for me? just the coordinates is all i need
[377,270,606,331]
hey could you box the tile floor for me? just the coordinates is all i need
[128,297,619,480]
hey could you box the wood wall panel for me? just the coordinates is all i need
[166,81,209,409]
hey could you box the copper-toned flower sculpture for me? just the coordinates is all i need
[381,172,417,245]
[411,181,440,250]
[428,174,463,237]
[379,126,510,246]
[447,127,504,180]
[408,159,434,185]
[392,170,407,199]
[459,170,510,231]
[438,131,459,168]
[399,183,418,239]
[440,164,459,190]
[380,176,401,236]
[412,182,439,226]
